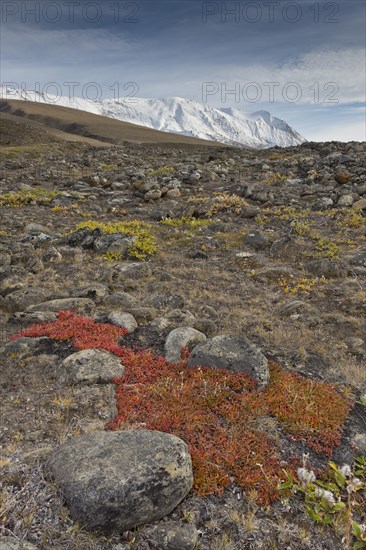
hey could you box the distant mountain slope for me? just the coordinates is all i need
[0,99,223,147]
[0,88,306,148]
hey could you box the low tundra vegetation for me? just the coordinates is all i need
[72,219,158,260]
[0,188,60,208]
[12,311,352,506]
[280,455,366,550]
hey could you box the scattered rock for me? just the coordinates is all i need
[244,230,268,250]
[187,335,270,388]
[166,188,181,199]
[334,170,352,184]
[352,198,366,211]
[103,291,138,309]
[4,336,48,356]
[59,348,124,385]
[337,194,354,207]
[165,327,207,364]
[25,297,96,314]
[2,287,49,312]
[114,262,153,280]
[127,307,158,323]
[108,311,138,332]
[0,538,39,550]
[193,318,217,337]
[150,521,199,550]
[305,258,346,278]
[46,430,193,533]
[72,283,110,303]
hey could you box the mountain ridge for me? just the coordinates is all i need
[0,87,306,148]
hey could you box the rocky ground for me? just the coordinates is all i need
[0,122,365,550]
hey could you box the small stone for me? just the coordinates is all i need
[337,194,354,207]
[166,309,196,328]
[193,318,217,337]
[236,251,254,258]
[127,307,158,323]
[108,311,138,333]
[0,537,39,549]
[43,246,63,263]
[165,327,207,364]
[73,283,110,303]
[150,521,199,550]
[305,258,346,278]
[244,230,268,250]
[285,178,302,185]
[145,189,162,201]
[313,197,334,210]
[352,198,366,211]
[335,171,352,184]
[114,262,152,280]
[166,188,181,199]
[278,301,305,317]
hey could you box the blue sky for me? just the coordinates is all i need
[1,0,365,141]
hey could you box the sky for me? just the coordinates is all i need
[1,0,365,141]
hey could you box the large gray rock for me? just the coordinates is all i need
[305,258,346,278]
[165,327,207,364]
[187,335,269,388]
[46,430,193,533]
[103,291,138,309]
[4,337,48,357]
[2,287,49,312]
[59,348,124,385]
[25,297,95,314]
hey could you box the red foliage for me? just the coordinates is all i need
[11,310,128,351]
[11,311,352,504]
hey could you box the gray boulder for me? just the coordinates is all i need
[244,230,268,250]
[46,430,193,533]
[187,335,269,388]
[108,311,138,333]
[305,258,346,278]
[59,348,124,385]
[25,297,95,314]
[2,287,49,312]
[4,337,48,357]
[165,327,207,364]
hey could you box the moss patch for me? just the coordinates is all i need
[0,188,60,208]
[73,220,157,260]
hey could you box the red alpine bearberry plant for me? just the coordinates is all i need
[11,311,352,505]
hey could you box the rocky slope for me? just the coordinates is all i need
[0,121,365,550]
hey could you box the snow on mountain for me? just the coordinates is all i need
[0,87,306,148]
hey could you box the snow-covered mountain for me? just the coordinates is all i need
[0,87,306,148]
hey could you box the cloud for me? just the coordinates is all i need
[208,48,366,106]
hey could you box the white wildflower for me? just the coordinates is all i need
[297,467,316,487]
[340,464,352,477]
[314,487,336,506]
[346,477,362,493]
